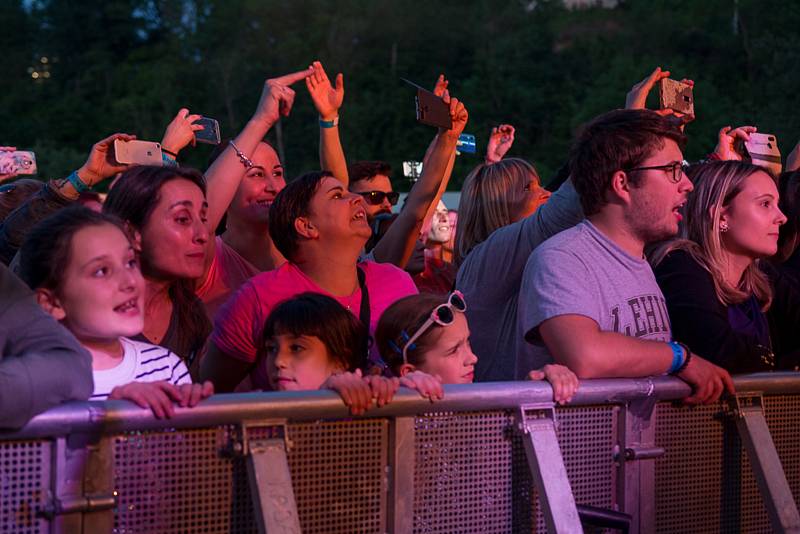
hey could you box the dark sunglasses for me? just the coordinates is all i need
[357,190,400,206]
[0,184,17,193]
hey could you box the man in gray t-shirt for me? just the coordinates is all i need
[519,109,733,404]
[521,220,671,349]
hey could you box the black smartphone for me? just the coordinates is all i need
[195,117,221,145]
[401,78,452,130]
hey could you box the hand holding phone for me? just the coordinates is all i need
[658,78,695,117]
[736,132,782,176]
[194,117,221,145]
[113,139,163,166]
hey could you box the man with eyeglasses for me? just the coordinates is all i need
[347,161,399,223]
[519,109,735,405]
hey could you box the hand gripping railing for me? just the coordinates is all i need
[2,374,800,533]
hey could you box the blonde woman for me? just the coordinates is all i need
[454,158,551,266]
[652,160,800,372]
[454,158,582,382]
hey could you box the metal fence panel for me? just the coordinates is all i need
[0,440,50,534]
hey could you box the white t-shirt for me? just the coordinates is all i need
[90,338,191,400]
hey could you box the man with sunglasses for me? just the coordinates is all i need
[348,161,399,223]
[519,109,735,405]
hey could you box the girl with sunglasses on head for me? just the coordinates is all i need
[18,206,214,419]
[260,292,443,414]
[375,291,579,404]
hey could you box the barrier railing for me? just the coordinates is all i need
[1,373,799,533]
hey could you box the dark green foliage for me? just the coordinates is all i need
[4,0,800,189]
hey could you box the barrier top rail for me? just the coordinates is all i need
[2,373,799,440]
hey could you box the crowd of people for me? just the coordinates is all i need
[2,62,800,428]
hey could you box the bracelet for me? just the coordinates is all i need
[162,152,178,168]
[319,116,339,129]
[228,140,254,169]
[675,342,692,373]
[667,341,686,374]
[162,148,178,158]
[66,170,91,193]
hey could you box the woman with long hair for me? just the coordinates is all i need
[652,160,800,372]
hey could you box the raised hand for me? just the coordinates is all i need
[161,108,204,155]
[433,74,449,97]
[714,125,757,161]
[626,66,671,110]
[306,60,344,121]
[486,124,516,163]
[253,66,315,126]
[76,132,137,186]
[440,92,468,139]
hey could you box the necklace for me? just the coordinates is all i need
[343,281,360,311]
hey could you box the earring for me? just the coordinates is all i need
[720,221,729,233]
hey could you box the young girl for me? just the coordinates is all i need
[375,291,580,404]
[259,292,441,414]
[18,206,213,418]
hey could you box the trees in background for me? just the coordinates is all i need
[3,0,799,189]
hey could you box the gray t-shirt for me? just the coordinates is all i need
[518,220,672,369]
[455,179,584,381]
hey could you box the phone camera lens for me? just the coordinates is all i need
[769,136,776,141]
[767,143,773,149]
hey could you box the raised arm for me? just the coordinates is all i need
[0,132,134,265]
[372,91,468,267]
[203,67,313,231]
[306,61,348,185]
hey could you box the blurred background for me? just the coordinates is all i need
[3,0,800,190]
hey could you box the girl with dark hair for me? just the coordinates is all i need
[375,292,579,404]
[18,205,213,418]
[258,293,441,414]
[104,165,212,373]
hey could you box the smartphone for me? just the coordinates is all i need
[195,116,221,145]
[658,78,694,116]
[0,150,37,175]
[457,133,477,154]
[113,139,163,166]
[403,160,423,179]
[415,88,452,130]
[736,132,782,176]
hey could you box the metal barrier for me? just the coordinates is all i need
[1,373,800,533]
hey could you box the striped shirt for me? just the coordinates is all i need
[91,338,191,400]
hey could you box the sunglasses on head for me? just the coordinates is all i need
[0,184,17,193]
[357,190,400,206]
[400,291,467,364]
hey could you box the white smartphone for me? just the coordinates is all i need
[114,139,163,166]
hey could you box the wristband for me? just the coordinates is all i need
[66,170,91,193]
[319,116,339,129]
[675,342,692,373]
[229,140,254,169]
[162,148,178,158]
[162,152,178,168]
[667,341,686,374]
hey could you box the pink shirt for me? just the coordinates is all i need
[195,236,262,322]
[211,261,418,388]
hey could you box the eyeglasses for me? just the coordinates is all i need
[357,190,400,206]
[401,291,467,364]
[625,160,689,184]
